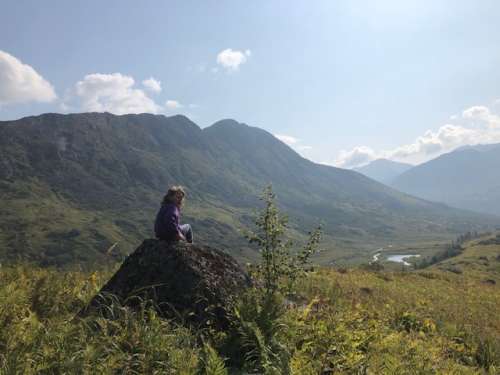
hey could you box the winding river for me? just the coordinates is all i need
[386,254,421,266]
[371,248,421,266]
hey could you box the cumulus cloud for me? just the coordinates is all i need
[389,125,475,160]
[74,73,161,114]
[462,105,490,120]
[142,77,162,93]
[335,146,378,168]
[165,100,182,109]
[274,134,299,145]
[0,50,57,105]
[462,105,500,128]
[274,133,312,155]
[334,103,500,168]
[216,48,251,71]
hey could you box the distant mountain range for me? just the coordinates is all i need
[354,159,413,185]
[0,113,496,266]
[355,144,500,216]
[391,144,500,216]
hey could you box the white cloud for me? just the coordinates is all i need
[390,124,481,159]
[274,134,299,145]
[335,146,378,168]
[462,105,500,128]
[274,134,312,155]
[165,100,182,109]
[334,103,500,168]
[0,50,57,105]
[216,48,251,71]
[142,77,162,93]
[74,73,161,114]
[462,105,489,118]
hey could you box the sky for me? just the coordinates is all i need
[1,0,500,168]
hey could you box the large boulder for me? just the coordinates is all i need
[79,239,251,328]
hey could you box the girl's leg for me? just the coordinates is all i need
[179,224,193,243]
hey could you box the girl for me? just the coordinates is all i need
[154,185,193,243]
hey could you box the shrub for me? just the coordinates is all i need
[223,186,321,373]
[245,185,321,297]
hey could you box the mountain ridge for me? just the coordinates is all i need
[1,112,497,266]
[354,158,413,185]
[392,144,500,216]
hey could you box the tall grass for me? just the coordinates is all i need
[1,263,498,374]
[0,265,199,374]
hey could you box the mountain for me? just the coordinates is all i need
[0,113,497,267]
[392,144,500,216]
[454,143,500,153]
[354,159,413,185]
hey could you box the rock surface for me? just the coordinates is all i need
[80,239,251,328]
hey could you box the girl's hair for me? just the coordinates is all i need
[162,185,186,206]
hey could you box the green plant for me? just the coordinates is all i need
[222,186,321,373]
[199,342,228,375]
[231,291,290,375]
[246,185,321,297]
[475,338,496,371]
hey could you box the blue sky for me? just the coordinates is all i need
[1,0,500,167]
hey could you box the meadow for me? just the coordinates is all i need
[1,236,498,374]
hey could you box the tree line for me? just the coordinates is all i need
[416,231,483,269]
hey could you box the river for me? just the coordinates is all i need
[371,249,421,266]
[386,254,421,266]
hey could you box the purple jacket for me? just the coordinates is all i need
[154,203,182,241]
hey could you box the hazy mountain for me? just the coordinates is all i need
[0,113,496,266]
[454,144,500,153]
[392,144,500,216]
[354,159,413,185]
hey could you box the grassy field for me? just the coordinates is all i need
[0,234,499,373]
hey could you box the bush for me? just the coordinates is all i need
[245,185,321,297]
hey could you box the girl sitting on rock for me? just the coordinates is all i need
[154,185,193,243]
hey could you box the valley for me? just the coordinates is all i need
[1,112,498,268]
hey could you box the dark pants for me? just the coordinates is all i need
[179,224,193,243]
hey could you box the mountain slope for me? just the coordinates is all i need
[354,159,413,185]
[392,144,500,216]
[0,113,497,266]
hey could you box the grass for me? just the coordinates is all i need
[430,234,500,282]
[0,265,200,374]
[1,233,499,373]
[294,268,499,373]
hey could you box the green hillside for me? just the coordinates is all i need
[428,232,500,282]
[1,113,498,266]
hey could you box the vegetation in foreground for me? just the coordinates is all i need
[1,257,499,374]
[1,189,499,374]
